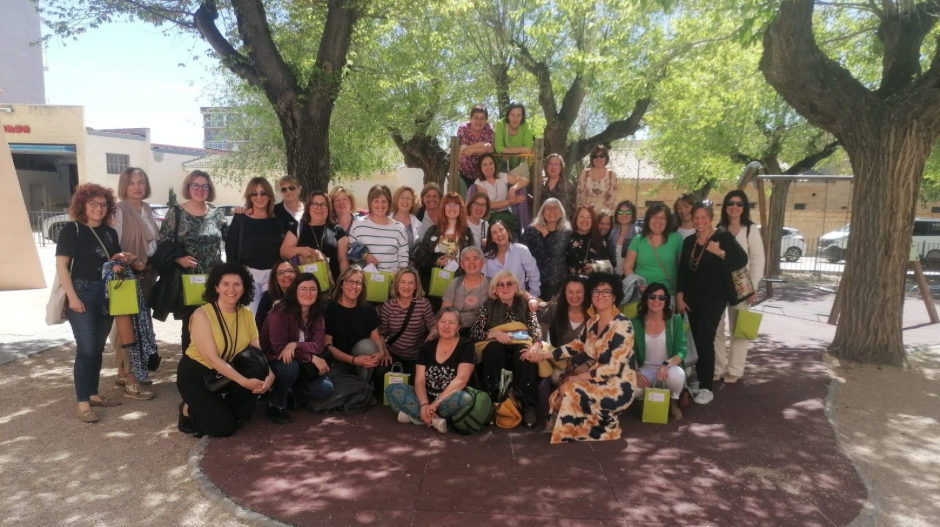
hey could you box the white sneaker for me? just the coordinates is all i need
[397,411,412,424]
[431,417,449,434]
[693,388,714,405]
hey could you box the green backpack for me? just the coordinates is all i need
[450,387,494,435]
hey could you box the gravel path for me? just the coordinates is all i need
[0,340,249,527]
[828,349,940,527]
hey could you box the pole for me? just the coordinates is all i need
[448,136,459,194]
[635,153,640,206]
[532,138,544,218]
[755,177,772,297]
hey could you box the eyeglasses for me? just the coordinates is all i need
[280,185,297,193]
[249,192,269,197]
[310,202,329,209]
[726,201,745,208]
[276,269,296,277]
[616,210,633,216]
[591,289,613,298]
[189,183,210,191]
[647,294,668,301]
[344,280,364,287]
[87,201,108,210]
[297,287,318,294]
[444,202,462,209]
[471,202,487,208]
[496,282,517,288]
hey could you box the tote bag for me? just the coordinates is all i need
[364,270,394,303]
[428,267,454,297]
[733,309,763,341]
[181,267,208,306]
[299,261,331,292]
[108,274,140,316]
[642,381,670,424]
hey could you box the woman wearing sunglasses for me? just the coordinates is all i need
[153,170,228,353]
[630,283,687,421]
[608,200,640,275]
[577,145,617,212]
[712,190,764,384]
[226,177,285,315]
[273,175,304,236]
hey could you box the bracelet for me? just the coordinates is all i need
[420,403,429,407]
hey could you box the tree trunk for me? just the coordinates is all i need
[275,101,333,191]
[829,131,928,366]
[391,131,449,187]
[765,179,791,277]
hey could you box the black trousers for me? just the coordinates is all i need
[177,354,258,437]
[178,306,198,352]
[480,342,539,408]
[685,294,727,392]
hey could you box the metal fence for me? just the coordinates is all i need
[27,210,67,248]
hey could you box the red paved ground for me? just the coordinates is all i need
[200,289,872,527]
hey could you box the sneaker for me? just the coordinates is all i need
[124,383,155,400]
[266,406,291,425]
[397,411,413,424]
[693,389,714,405]
[523,407,537,428]
[431,417,449,434]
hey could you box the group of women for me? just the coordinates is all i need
[55,110,765,440]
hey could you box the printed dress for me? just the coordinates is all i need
[549,313,637,444]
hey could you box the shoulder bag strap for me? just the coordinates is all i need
[173,206,182,243]
[650,237,677,293]
[386,299,418,348]
[83,223,111,259]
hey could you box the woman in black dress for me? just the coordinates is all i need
[280,191,349,282]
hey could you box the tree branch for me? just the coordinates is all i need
[760,0,878,136]
[874,0,939,98]
[229,0,300,103]
[783,140,841,175]
[304,0,360,102]
[509,36,558,119]
[193,0,260,87]
[821,25,878,45]
[569,98,651,160]
[556,73,585,132]
[815,1,882,15]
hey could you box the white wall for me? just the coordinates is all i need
[83,132,152,191]
[331,168,425,209]
[17,168,71,211]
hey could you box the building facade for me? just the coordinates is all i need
[0,0,46,105]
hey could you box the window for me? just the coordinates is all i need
[931,207,940,213]
[644,200,664,207]
[793,203,806,210]
[106,153,129,174]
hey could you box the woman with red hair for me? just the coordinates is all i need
[57,183,143,423]
[413,192,476,294]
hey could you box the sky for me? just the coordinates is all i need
[44,20,220,148]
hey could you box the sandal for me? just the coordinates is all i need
[89,396,121,407]
[124,383,155,400]
[78,407,99,423]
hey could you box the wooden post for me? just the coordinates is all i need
[448,136,460,194]
[828,286,843,325]
[911,259,940,324]
[754,177,773,298]
[532,138,544,218]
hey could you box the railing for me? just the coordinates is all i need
[773,238,940,276]
[27,210,67,248]
[448,136,545,218]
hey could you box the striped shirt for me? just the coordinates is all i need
[379,297,436,360]
[349,217,409,272]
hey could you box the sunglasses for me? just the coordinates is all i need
[249,192,269,197]
[726,201,745,208]
[616,210,633,216]
[592,155,607,159]
[647,294,668,301]
[280,185,297,193]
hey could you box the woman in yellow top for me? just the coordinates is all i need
[176,263,274,437]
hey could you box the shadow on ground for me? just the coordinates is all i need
[201,337,866,527]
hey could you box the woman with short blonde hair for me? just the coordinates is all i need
[379,267,436,381]
[274,175,304,235]
[329,186,357,234]
[391,186,422,252]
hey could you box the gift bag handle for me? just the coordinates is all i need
[390,362,403,374]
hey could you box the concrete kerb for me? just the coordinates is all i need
[825,370,880,527]
[187,436,296,527]
[906,343,940,355]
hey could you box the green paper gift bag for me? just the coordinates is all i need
[733,309,763,341]
[383,363,411,405]
[108,276,140,316]
[299,262,331,291]
[620,302,639,318]
[365,271,394,303]
[642,381,670,424]
[429,267,454,297]
[181,268,208,306]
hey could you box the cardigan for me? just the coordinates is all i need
[259,303,327,363]
[629,315,687,366]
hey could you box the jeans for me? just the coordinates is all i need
[269,359,334,409]
[66,279,114,402]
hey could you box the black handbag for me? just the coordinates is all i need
[202,302,270,392]
[151,206,186,273]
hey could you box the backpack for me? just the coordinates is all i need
[449,387,494,435]
[305,375,372,416]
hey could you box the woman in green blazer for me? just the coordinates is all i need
[630,282,687,420]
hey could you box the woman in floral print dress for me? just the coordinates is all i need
[524,272,637,443]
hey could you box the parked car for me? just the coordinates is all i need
[216,205,237,226]
[818,219,940,263]
[756,226,806,262]
[44,203,169,243]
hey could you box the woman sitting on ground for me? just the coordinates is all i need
[538,275,590,386]
[324,265,391,386]
[255,259,297,329]
[260,273,334,425]
[177,263,274,437]
[379,268,436,381]
[470,270,543,428]
[630,282,687,421]
[523,272,638,443]
[386,308,476,434]
[442,246,489,338]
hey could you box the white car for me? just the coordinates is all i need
[819,219,940,263]
[756,225,806,262]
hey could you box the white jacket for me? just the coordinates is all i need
[732,224,765,289]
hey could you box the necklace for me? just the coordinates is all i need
[689,230,713,271]
[308,223,327,252]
